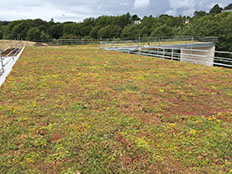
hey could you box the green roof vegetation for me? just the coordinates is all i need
[0,46,231,173]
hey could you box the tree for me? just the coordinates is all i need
[71,23,83,36]
[210,4,223,14]
[40,31,50,40]
[10,22,29,39]
[83,18,96,27]
[120,24,140,38]
[95,16,112,27]
[131,15,140,22]
[48,24,64,39]
[80,26,92,36]
[224,3,232,10]
[38,25,48,32]
[139,26,152,37]
[89,26,102,38]
[112,13,131,28]
[216,13,232,52]
[150,24,173,38]
[194,11,207,17]
[59,33,81,39]
[98,25,122,38]
[27,27,41,41]
[0,30,3,39]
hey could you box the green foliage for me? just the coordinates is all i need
[121,24,140,38]
[59,33,81,39]
[11,22,29,40]
[98,25,122,38]
[224,3,232,10]
[47,24,64,39]
[131,14,141,22]
[194,11,207,17]
[0,28,3,39]
[210,4,223,14]
[112,13,132,28]
[82,36,94,40]
[89,25,102,38]
[38,25,47,32]
[40,31,51,40]
[27,27,41,41]
[150,24,173,37]
[139,26,152,37]
[95,16,112,27]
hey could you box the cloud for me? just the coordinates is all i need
[166,10,178,16]
[169,0,196,10]
[0,0,230,22]
[167,0,229,16]
[134,0,150,9]
[182,8,196,16]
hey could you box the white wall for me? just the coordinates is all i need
[180,46,215,66]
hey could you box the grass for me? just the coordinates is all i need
[0,40,36,50]
[0,45,232,173]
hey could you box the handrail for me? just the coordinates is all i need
[102,43,232,68]
[0,41,24,75]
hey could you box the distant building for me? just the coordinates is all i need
[222,9,232,13]
[134,20,141,25]
[185,19,190,24]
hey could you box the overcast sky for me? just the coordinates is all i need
[0,0,230,22]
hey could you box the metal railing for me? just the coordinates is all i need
[101,39,232,68]
[27,36,218,46]
[134,47,232,68]
[100,36,218,46]
[0,41,24,75]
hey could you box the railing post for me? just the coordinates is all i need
[171,48,174,60]
[163,49,165,59]
[0,51,4,74]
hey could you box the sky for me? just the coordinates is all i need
[0,0,230,22]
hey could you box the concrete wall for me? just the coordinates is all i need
[180,46,215,66]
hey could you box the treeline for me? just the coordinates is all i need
[0,3,231,51]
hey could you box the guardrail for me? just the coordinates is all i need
[135,47,232,68]
[0,41,24,75]
[102,43,232,68]
[28,36,218,46]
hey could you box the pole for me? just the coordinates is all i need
[163,49,165,59]
[171,48,174,60]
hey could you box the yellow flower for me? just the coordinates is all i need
[190,129,196,136]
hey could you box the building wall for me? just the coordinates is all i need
[180,46,215,66]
